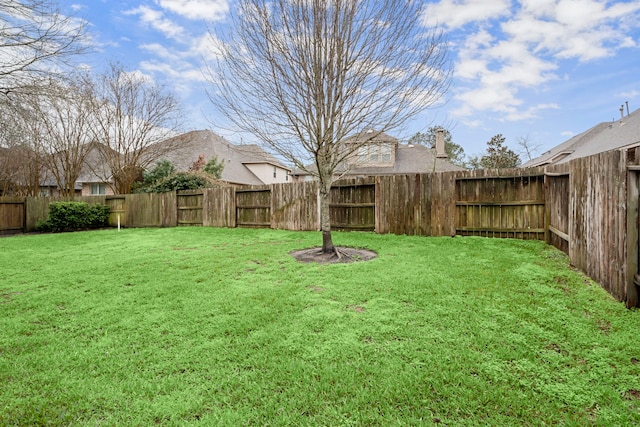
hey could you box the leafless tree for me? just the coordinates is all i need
[0,94,48,196]
[207,0,451,255]
[87,63,182,194]
[0,0,88,96]
[26,77,96,197]
[517,135,542,162]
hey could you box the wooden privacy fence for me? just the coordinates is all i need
[1,153,639,307]
[0,170,548,237]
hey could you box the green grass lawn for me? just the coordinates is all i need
[1,227,639,426]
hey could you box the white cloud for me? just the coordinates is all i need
[189,34,222,62]
[139,59,208,95]
[139,33,220,62]
[125,6,185,40]
[435,0,640,121]
[505,0,640,62]
[156,0,229,21]
[620,90,639,99]
[422,0,511,29]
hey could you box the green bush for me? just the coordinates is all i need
[133,160,176,193]
[36,202,110,232]
[139,171,221,193]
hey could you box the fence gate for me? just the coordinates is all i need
[236,187,271,228]
[0,198,25,235]
[329,180,375,231]
[177,191,204,226]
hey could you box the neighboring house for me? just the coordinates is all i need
[75,142,116,196]
[291,129,465,181]
[523,107,640,167]
[156,130,291,185]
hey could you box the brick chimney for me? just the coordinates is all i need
[435,129,447,159]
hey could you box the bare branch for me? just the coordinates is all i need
[205,0,451,253]
[0,0,89,96]
[87,63,183,194]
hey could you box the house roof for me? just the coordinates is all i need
[293,143,465,177]
[344,130,399,145]
[75,142,117,185]
[154,130,290,185]
[523,108,640,167]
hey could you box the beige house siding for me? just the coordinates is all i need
[243,163,291,184]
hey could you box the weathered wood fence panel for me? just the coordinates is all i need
[236,186,271,228]
[625,149,640,308]
[203,187,236,228]
[455,171,546,240]
[564,151,628,304]
[330,178,376,231]
[430,172,457,237]
[0,198,25,234]
[271,181,318,231]
[376,174,431,236]
[105,196,126,227]
[546,171,570,253]
[177,190,204,226]
[124,192,177,228]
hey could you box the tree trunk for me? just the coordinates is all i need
[319,179,335,254]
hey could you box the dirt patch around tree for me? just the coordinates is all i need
[290,247,377,264]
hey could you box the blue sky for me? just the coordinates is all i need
[70,0,640,160]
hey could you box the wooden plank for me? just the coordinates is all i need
[237,221,271,227]
[626,170,639,307]
[332,224,375,230]
[455,200,545,206]
[203,187,236,228]
[235,188,270,193]
[329,203,376,208]
[549,225,569,242]
[456,227,545,233]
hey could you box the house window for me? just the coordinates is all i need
[380,144,392,162]
[91,184,106,195]
[273,166,277,178]
[356,144,393,164]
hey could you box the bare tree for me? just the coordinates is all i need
[0,0,88,96]
[27,77,95,197]
[517,135,542,162]
[88,63,182,194]
[0,93,49,196]
[207,0,450,256]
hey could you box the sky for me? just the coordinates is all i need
[68,0,640,161]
